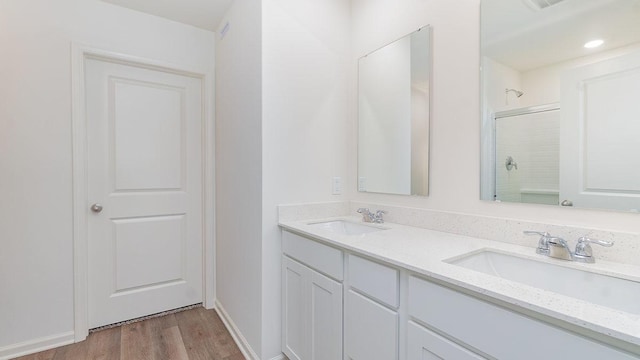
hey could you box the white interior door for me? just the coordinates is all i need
[85,56,203,328]
[560,50,640,211]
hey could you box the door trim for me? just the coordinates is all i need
[71,44,215,342]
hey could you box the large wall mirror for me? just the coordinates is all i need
[358,25,431,196]
[480,0,640,212]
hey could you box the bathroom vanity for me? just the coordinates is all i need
[279,217,640,360]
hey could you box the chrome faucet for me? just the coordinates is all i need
[524,231,614,263]
[547,236,574,261]
[573,236,614,263]
[523,231,551,255]
[357,208,387,223]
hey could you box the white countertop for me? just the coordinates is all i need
[279,216,640,349]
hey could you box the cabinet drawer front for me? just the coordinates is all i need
[408,276,637,360]
[348,254,399,308]
[408,321,486,360]
[345,290,398,360]
[282,230,343,281]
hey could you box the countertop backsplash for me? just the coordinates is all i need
[278,201,640,267]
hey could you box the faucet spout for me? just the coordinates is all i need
[357,208,374,223]
[357,208,386,223]
[547,236,574,261]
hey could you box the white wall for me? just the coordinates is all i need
[0,0,214,353]
[483,42,640,109]
[349,0,640,233]
[483,57,522,112]
[262,0,351,358]
[215,1,350,358]
[215,0,264,357]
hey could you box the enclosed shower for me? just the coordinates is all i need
[494,104,560,205]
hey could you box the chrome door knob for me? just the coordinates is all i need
[560,200,573,207]
[90,203,103,213]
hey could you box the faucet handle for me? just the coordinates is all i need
[574,236,613,263]
[577,236,614,248]
[357,208,374,223]
[523,230,550,237]
[524,230,551,255]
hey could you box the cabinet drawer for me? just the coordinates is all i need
[408,321,486,360]
[282,230,343,281]
[348,254,399,308]
[408,276,636,360]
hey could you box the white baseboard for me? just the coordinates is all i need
[0,331,75,360]
[215,299,261,360]
[268,355,287,360]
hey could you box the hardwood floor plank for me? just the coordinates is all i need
[157,326,189,360]
[86,326,121,360]
[196,307,244,359]
[222,354,246,360]
[10,307,244,360]
[51,338,88,360]
[120,319,154,360]
[174,308,216,360]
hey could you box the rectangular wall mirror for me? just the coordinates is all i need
[358,25,431,196]
[480,0,640,212]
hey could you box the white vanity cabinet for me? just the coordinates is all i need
[280,227,639,360]
[282,231,343,360]
[345,254,400,360]
[408,276,638,360]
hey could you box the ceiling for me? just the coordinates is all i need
[482,0,640,71]
[100,0,233,31]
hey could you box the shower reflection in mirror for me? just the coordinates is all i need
[480,0,640,212]
[494,105,560,205]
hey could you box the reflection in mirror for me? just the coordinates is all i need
[480,0,640,212]
[358,25,431,196]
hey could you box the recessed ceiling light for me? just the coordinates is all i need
[584,39,604,49]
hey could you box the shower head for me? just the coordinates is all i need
[506,88,524,98]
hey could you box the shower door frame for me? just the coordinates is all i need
[492,103,560,201]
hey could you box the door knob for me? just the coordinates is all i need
[560,200,573,207]
[90,203,103,213]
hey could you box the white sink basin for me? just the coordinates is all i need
[448,250,640,315]
[308,220,385,236]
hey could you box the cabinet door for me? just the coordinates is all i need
[282,256,309,360]
[408,321,486,360]
[310,271,343,360]
[283,256,343,360]
[345,290,398,360]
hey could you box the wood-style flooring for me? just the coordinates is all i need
[14,307,245,360]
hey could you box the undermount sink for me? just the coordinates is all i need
[447,249,640,315]
[308,220,385,235]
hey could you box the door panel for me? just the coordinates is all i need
[86,57,203,328]
[113,215,185,291]
[112,79,185,191]
[560,50,640,210]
